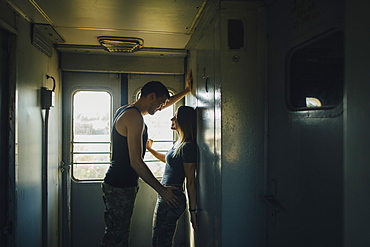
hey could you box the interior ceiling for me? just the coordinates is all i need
[8,0,208,56]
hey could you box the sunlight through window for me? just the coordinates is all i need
[306,97,322,108]
[72,91,111,180]
[139,92,175,178]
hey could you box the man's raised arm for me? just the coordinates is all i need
[162,69,193,110]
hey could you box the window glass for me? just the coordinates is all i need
[140,91,175,178]
[72,91,111,180]
[288,31,344,110]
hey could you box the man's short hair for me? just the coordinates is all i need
[140,81,170,99]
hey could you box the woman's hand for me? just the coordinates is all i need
[162,69,193,110]
[146,139,154,150]
[146,139,166,162]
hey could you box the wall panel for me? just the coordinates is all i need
[187,2,267,246]
[15,16,61,247]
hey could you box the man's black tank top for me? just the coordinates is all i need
[104,105,148,188]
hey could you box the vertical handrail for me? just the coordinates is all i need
[41,107,49,247]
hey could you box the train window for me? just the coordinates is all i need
[72,91,112,180]
[137,91,175,178]
[287,31,344,110]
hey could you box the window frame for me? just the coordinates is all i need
[286,30,344,113]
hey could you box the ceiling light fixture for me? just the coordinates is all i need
[98,36,144,53]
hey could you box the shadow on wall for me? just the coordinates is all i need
[194,106,221,247]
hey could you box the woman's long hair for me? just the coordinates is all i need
[173,106,196,157]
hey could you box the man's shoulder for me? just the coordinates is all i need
[116,107,143,125]
[114,104,135,116]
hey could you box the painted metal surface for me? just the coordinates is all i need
[60,53,185,75]
[265,1,345,246]
[62,71,121,247]
[15,17,61,247]
[220,3,266,246]
[187,2,267,246]
[193,19,220,246]
[344,0,370,246]
[9,0,207,49]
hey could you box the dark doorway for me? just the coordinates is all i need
[0,27,10,246]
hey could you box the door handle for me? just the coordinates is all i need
[263,195,282,213]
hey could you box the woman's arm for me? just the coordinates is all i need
[146,139,166,163]
[184,162,198,231]
[162,69,193,110]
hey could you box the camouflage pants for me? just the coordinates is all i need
[152,188,186,247]
[101,182,139,247]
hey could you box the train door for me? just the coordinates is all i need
[62,71,186,246]
[265,29,345,247]
[62,72,122,246]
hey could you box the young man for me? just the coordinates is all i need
[101,71,192,247]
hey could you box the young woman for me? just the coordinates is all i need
[146,106,198,247]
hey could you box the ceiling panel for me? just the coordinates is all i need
[9,0,207,52]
